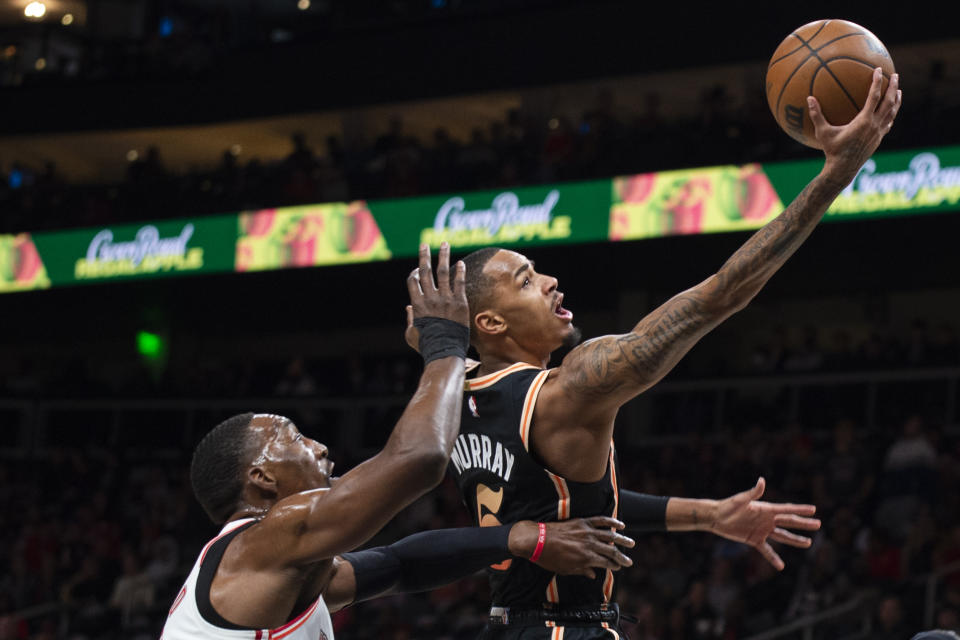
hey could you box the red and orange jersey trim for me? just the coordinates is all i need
[518,369,550,451]
[464,362,539,391]
[545,471,571,521]
[545,575,560,603]
[602,442,619,603]
[167,587,186,616]
[270,599,319,639]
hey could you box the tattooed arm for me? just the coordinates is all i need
[534,69,901,481]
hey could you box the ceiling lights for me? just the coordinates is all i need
[24,2,46,19]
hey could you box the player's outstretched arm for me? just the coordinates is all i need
[546,69,901,420]
[323,516,635,612]
[620,478,821,571]
[244,244,471,565]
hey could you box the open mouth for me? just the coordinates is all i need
[554,293,573,321]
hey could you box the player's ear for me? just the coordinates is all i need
[248,465,278,498]
[474,310,506,336]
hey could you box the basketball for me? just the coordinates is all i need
[766,19,896,148]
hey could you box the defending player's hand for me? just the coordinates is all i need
[511,517,635,579]
[405,303,481,370]
[404,304,420,353]
[406,242,469,328]
[810,66,901,181]
[710,477,821,571]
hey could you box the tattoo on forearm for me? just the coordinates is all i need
[715,176,842,295]
[692,509,699,527]
[565,292,709,396]
[562,173,846,399]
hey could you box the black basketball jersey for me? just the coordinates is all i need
[449,363,620,607]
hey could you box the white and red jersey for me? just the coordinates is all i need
[161,518,334,640]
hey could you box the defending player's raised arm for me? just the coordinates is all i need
[549,69,901,414]
[246,244,471,565]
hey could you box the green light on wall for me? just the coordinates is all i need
[136,331,164,359]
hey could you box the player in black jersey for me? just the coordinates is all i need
[162,246,637,640]
[406,70,902,638]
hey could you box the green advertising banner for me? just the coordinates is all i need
[765,146,960,221]
[0,233,51,293]
[33,216,238,286]
[236,202,391,272]
[371,181,611,256]
[610,164,784,241]
[1,145,958,295]
[610,145,960,242]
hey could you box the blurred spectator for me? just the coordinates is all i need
[683,580,722,639]
[108,549,154,628]
[819,420,874,517]
[705,558,740,619]
[282,133,318,203]
[877,415,938,539]
[60,556,112,634]
[127,146,166,185]
[874,594,909,640]
[865,528,904,583]
[540,117,575,181]
[903,506,938,576]
[286,132,316,173]
[935,607,959,630]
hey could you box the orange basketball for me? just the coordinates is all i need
[766,19,895,148]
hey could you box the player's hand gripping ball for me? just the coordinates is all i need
[766,19,896,148]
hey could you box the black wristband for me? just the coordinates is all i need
[619,490,670,532]
[414,317,469,364]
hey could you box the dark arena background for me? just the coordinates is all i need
[2,0,960,638]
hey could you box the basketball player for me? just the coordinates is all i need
[161,245,635,640]
[406,69,901,637]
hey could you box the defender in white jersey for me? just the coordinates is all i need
[163,518,334,640]
[163,511,634,639]
[161,245,471,639]
[162,245,635,639]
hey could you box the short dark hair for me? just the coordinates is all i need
[190,412,256,524]
[457,247,503,340]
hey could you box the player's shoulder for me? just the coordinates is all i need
[464,362,542,392]
[232,491,330,553]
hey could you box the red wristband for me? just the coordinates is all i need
[529,522,547,562]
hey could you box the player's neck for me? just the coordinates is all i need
[476,344,550,376]
[229,501,270,523]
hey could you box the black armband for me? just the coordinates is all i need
[342,525,511,604]
[414,317,469,364]
[620,490,670,532]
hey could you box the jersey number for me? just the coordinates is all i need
[477,483,511,570]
